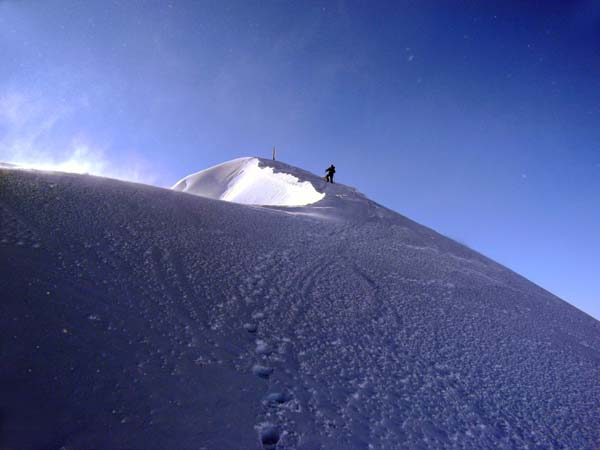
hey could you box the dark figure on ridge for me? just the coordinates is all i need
[325,164,336,183]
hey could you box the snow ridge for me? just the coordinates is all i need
[172,157,325,207]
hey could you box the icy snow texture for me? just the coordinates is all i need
[1,160,600,449]
[172,157,325,206]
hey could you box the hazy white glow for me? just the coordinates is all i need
[0,89,157,184]
[3,142,157,184]
[11,145,105,174]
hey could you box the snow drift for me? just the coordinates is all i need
[1,160,599,449]
[172,157,325,206]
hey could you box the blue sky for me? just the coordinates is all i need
[1,0,599,319]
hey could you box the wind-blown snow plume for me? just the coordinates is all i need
[0,88,157,184]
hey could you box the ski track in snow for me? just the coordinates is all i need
[1,165,600,449]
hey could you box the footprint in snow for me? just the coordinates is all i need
[264,392,289,405]
[244,323,258,333]
[258,423,280,449]
[252,364,273,379]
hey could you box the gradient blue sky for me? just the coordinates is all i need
[1,0,599,319]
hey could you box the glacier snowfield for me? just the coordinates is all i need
[1,159,599,449]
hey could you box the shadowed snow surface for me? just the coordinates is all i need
[1,161,599,449]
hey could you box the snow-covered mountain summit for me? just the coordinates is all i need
[1,161,599,449]
[172,157,325,207]
[172,157,395,223]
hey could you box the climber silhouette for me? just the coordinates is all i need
[325,164,336,183]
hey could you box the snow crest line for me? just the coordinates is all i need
[173,157,325,207]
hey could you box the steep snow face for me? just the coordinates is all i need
[172,157,325,206]
[2,166,600,449]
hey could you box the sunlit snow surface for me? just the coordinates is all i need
[172,157,325,206]
[1,161,600,449]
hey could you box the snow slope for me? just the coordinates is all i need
[1,160,599,449]
[172,157,325,206]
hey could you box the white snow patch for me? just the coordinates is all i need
[172,157,325,206]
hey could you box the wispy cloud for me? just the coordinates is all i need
[0,87,157,184]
